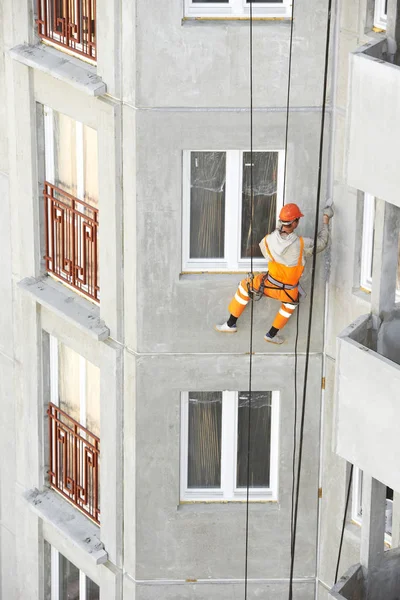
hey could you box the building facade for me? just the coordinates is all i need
[0,0,398,599]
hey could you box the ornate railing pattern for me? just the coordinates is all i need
[48,402,100,524]
[44,181,99,303]
[36,0,96,60]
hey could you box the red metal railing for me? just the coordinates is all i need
[44,181,99,303]
[36,0,96,60]
[48,402,100,524]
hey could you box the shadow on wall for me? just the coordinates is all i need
[378,309,400,366]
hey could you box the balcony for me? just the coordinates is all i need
[48,402,100,524]
[335,313,400,492]
[346,39,400,209]
[44,181,99,304]
[36,0,96,61]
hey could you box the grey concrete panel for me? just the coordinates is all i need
[134,580,315,600]
[132,354,322,580]
[26,488,107,564]
[335,321,400,491]
[134,109,328,354]
[135,0,331,108]
[347,47,400,208]
[0,173,13,355]
[19,276,110,341]
[0,525,17,600]
[9,44,106,96]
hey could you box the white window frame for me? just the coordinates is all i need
[374,0,387,30]
[360,192,375,293]
[51,546,98,600]
[184,0,292,18]
[351,467,393,545]
[182,149,284,272]
[180,390,280,502]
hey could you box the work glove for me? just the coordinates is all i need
[323,202,334,219]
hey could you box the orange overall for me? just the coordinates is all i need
[228,237,305,331]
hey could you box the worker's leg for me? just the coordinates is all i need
[264,289,298,344]
[215,275,262,333]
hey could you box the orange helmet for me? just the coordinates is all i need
[279,203,304,223]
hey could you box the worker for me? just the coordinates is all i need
[215,202,334,344]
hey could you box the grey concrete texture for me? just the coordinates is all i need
[134,580,316,600]
[133,353,322,581]
[133,109,329,354]
[9,44,107,96]
[317,358,360,590]
[335,317,400,492]
[135,0,332,108]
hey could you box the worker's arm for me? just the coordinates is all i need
[259,235,272,262]
[303,208,333,256]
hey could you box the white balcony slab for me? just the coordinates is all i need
[24,488,107,565]
[347,39,400,208]
[335,314,400,491]
[9,44,106,96]
[18,276,109,341]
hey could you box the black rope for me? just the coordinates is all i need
[282,0,296,206]
[288,0,333,597]
[334,465,354,584]
[291,302,300,543]
[244,1,254,598]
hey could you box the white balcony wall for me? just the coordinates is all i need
[335,315,400,492]
[347,40,400,208]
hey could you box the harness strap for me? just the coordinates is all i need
[266,273,297,290]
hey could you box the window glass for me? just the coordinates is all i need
[236,392,272,488]
[53,111,78,198]
[192,0,229,2]
[83,124,99,208]
[86,360,101,438]
[58,342,81,424]
[190,152,226,259]
[241,152,278,259]
[86,576,100,600]
[188,392,222,488]
[59,553,79,600]
[396,232,400,296]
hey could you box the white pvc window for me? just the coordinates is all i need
[351,467,393,543]
[182,150,284,271]
[184,0,292,18]
[50,547,99,600]
[180,390,279,501]
[360,193,375,293]
[374,0,387,29]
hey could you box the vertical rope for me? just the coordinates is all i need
[288,0,333,597]
[282,0,296,206]
[244,1,254,598]
[335,465,354,584]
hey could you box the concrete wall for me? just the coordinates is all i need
[347,42,400,209]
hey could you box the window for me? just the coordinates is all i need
[360,192,375,293]
[374,0,387,29]
[47,544,100,600]
[36,0,96,60]
[44,106,99,302]
[184,0,292,18]
[180,390,279,501]
[182,150,284,271]
[360,193,400,301]
[48,336,100,523]
[351,467,393,543]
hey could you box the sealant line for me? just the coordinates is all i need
[132,577,316,586]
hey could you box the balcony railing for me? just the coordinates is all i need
[36,0,96,60]
[48,402,100,524]
[44,181,99,303]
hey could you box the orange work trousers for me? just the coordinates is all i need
[228,273,299,331]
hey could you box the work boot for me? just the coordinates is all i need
[215,322,237,333]
[264,332,285,345]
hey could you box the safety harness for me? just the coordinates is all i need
[247,236,306,304]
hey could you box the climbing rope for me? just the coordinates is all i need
[243,0,254,597]
[334,465,354,584]
[288,0,333,597]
